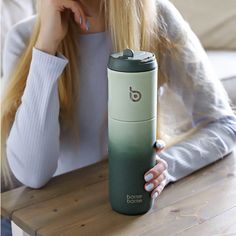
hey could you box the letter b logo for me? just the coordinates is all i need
[129,86,141,102]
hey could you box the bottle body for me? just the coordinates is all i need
[108,68,158,215]
[108,117,157,215]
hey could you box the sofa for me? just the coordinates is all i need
[171,0,236,111]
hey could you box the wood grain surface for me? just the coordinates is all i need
[1,150,236,236]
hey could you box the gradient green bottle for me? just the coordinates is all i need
[107,49,158,215]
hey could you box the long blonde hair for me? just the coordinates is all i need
[1,0,176,190]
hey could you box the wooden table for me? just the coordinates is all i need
[1,149,236,236]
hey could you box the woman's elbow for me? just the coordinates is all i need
[211,115,236,155]
[6,146,56,189]
[6,133,59,189]
[9,162,53,189]
[16,173,50,189]
[222,115,236,141]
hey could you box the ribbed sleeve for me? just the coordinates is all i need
[6,48,68,188]
[157,0,236,183]
[160,116,236,182]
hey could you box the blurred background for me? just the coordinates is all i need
[1,0,236,111]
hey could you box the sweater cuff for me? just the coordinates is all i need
[32,47,69,80]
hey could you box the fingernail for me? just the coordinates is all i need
[145,183,154,192]
[144,173,153,182]
[152,192,158,199]
[154,140,165,150]
[79,16,82,25]
[85,19,90,31]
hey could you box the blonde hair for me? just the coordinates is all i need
[0,0,194,190]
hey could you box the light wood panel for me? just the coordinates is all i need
[36,176,236,236]
[176,207,236,236]
[1,150,235,236]
[1,158,108,218]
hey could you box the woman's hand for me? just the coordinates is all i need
[144,140,168,199]
[35,0,90,55]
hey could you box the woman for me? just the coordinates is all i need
[1,0,236,234]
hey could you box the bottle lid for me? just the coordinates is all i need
[108,49,157,72]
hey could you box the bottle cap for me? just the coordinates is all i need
[108,48,157,72]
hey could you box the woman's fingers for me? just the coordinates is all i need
[55,0,88,30]
[36,0,90,55]
[142,140,169,199]
[144,173,166,192]
[144,157,168,182]
[156,155,168,169]
[153,139,165,153]
[143,155,168,198]
[151,179,167,199]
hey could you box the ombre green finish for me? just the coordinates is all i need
[107,49,158,215]
[108,117,157,215]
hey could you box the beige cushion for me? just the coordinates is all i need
[171,0,236,50]
[207,51,236,107]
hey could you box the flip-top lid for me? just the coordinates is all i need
[108,49,157,72]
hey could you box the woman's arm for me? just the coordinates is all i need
[159,116,236,182]
[3,20,68,188]
[157,0,236,182]
[3,0,88,189]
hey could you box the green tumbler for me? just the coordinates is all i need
[107,49,158,215]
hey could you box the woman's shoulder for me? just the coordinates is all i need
[3,15,37,78]
[6,15,36,46]
[156,0,183,20]
[156,0,189,42]
[4,15,37,53]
